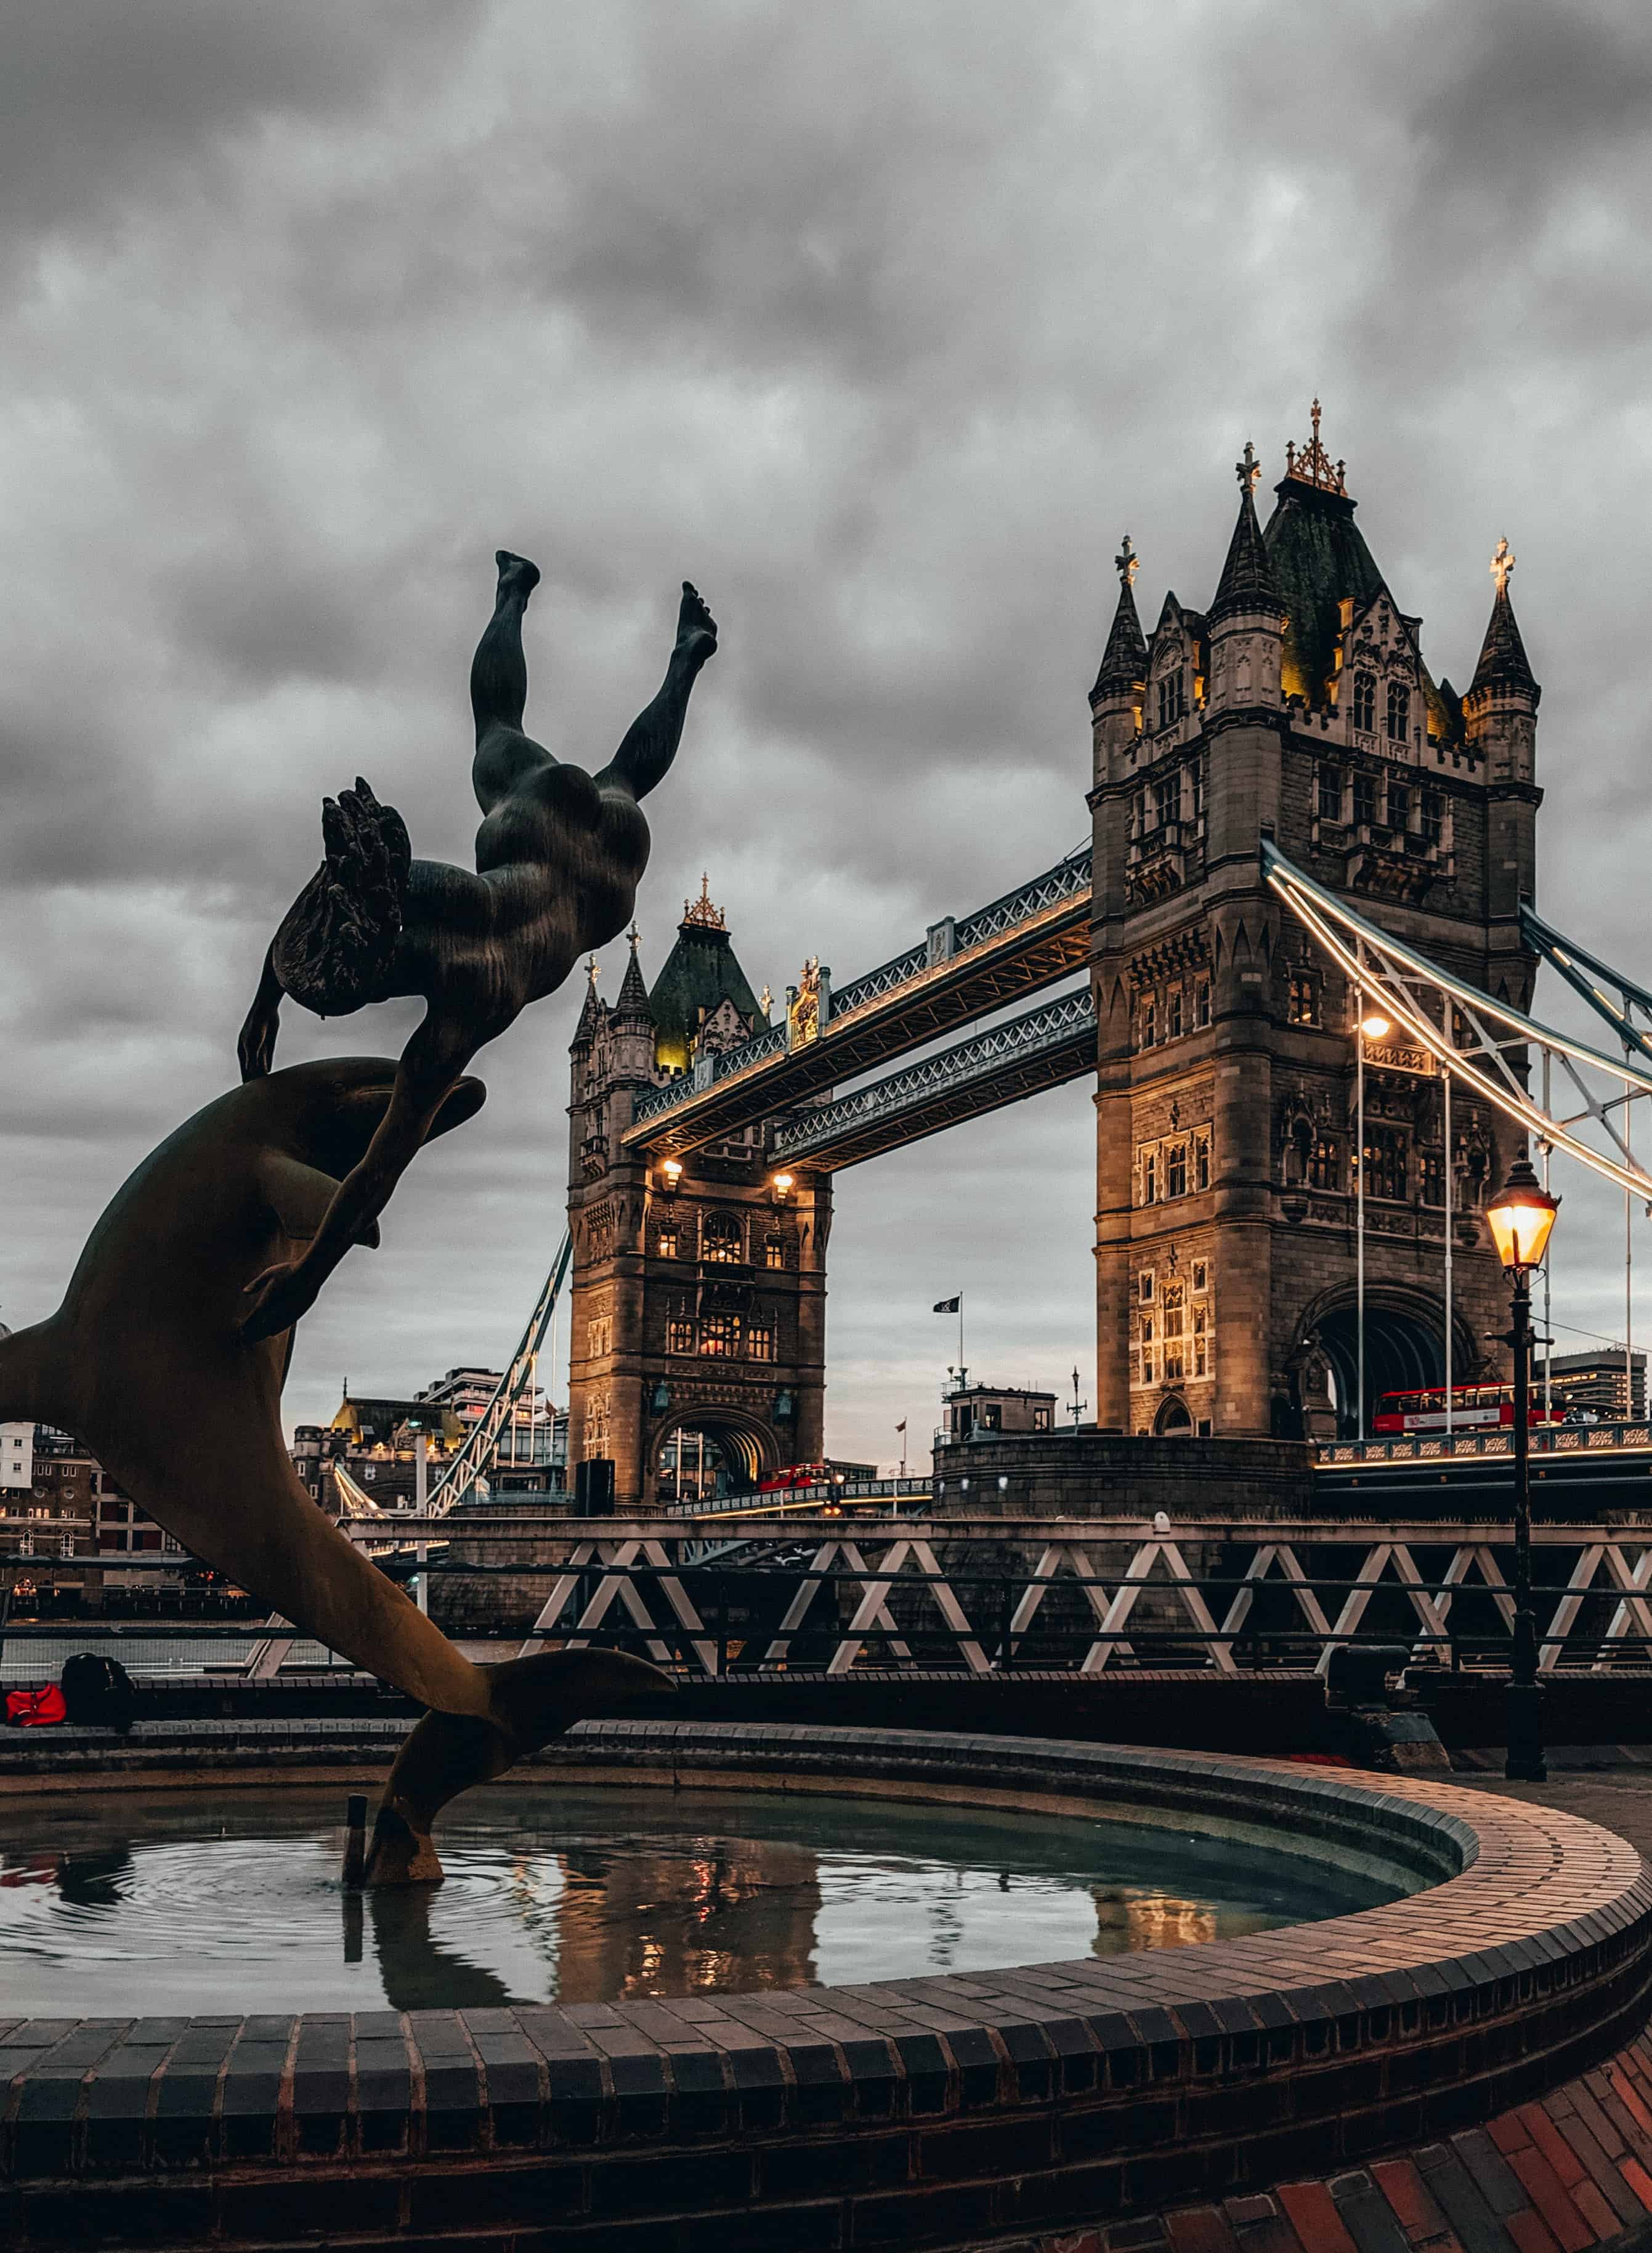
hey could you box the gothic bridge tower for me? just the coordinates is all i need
[1089,410,1541,1439]
[566,881,828,1508]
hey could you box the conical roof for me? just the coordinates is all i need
[1209,458,1284,624]
[1469,542,1539,703]
[613,928,653,1021]
[571,960,602,1049]
[1090,535,1148,700]
[648,879,763,1071]
[1259,404,1385,705]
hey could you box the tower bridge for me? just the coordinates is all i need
[531,404,1652,1513]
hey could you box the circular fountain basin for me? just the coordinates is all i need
[0,1722,1646,2253]
[0,1778,1404,2017]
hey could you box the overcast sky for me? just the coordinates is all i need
[4,0,1652,1463]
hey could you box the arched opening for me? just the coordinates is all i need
[1313,1299,1447,1439]
[1153,1394,1194,1437]
[654,1418,766,1506]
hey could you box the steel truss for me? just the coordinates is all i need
[625,848,1092,1156]
[418,1229,572,1517]
[512,1516,1652,1678]
[1521,903,1652,1071]
[1263,842,1652,1205]
[771,988,1096,1171]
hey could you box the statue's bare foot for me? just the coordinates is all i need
[495,550,541,603]
[677,580,718,667]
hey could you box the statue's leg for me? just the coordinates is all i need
[471,550,543,811]
[595,582,718,802]
[237,946,285,1081]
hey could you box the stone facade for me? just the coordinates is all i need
[566,894,828,1508]
[1089,415,1542,1439]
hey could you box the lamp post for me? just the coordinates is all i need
[1355,1008,1393,1437]
[1484,1149,1560,1783]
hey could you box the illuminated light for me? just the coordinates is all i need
[661,1158,682,1185]
[1486,1151,1560,1275]
[1359,1012,1392,1040]
[772,1172,793,1193]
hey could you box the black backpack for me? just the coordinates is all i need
[60,1652,137,1734]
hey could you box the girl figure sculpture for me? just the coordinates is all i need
[236,553,716,1339]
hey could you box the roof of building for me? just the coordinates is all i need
[1090,534,1149,699]
[1209,458,1284,624]
[648,881,764,1069]
[613,927,653,1021]
[1469,543,1540,703]
[1262,473,1384,705]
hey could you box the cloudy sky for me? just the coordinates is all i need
[3,0,1651,1463]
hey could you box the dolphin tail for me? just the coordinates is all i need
[362,1649,674,1884]
[0,1320,65,1429]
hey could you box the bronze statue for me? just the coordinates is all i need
[235,554,717,1340]
[0,1059,670,1882]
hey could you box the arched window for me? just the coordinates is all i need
[1351,673,1376,733]
[702,1212,743,1264]
[1387,681,1411,744]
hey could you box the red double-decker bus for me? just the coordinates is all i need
[1371,1382,1568,1435]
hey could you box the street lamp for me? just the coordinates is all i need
[1354,1007,1393,1436]
[1485,1148,1560,1782]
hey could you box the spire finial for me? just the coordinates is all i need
[1282,397,1348,496]
[586,954,599,988]
[1236,440,1260,493]
[1115,532,1138,588]
[627,922,641,951]
[1311,396,1321,444]
[1490,535,1515,598]
[681,874,727,931]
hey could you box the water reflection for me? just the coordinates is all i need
[0,1787,1400,2016]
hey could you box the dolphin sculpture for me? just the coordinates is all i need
[0,1057,668,1882]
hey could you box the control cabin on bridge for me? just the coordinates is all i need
[1090,408,1542,1439]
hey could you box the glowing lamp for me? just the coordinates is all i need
[1484,1151,1560,1275]
[771,1172,794,1198]
[660,1158,682,1188]
[1359,1011,1392,1041]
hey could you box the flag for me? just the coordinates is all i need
[933,1296,960,1313]
[895,1420,906,1434]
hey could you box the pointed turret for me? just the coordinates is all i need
[1090,533,1149,702]
[1207,442,1286,715]
[1468,538,1540,704]
[1209,445,1283,623]
[613,925,654,1023]
[571,957,602,1051]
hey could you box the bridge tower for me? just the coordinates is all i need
[1089,412,1541,1439]
[565,884,828,1508]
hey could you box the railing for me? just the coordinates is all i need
[1318,1423,1652,1468]
[771,989,1095,1164]
[631,1022,788,1126]
[494,1515,1652,1679]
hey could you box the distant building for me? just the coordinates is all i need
[1544,1350,1646,1424]
[299,1368,565,1514]
[0,1322,34,1494]
[941,1384,1056,1443]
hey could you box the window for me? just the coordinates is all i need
[1421,790,1444,849]
[1138,1270,1154,1302]
[1195,979,1211,1029]
[702,1213,742,1264]
[1309,1135,1339,1191]
[1142,999,1157,1049]
[747,1323,775,1362]
[1353,773,1377,828]
[1193,1305,1209,1379]
[1143,1150,1157,1204]
[1154,774,1178,827]
[764,1234,785,1270]
[1168,988,1183,1039]
[700,1313,740,1357]
[1352,673,1376,733]
[1162,1286,1186,1381]
[1166,1143,1188,1198]
[1156,670,1186,730]
[1422,1146,1445,1206]
[655,1224,679,1259]
[1194,1134,1210,1191]
[1317,765,1342,821]
[1140,1346,1154,1385]
[1191,760,1205,827]
[666,1314,695,1354]
[1387,681,1411,744]
[1388,781,1411,832]
[1361,1126,1409,1202]
[1192,1260,1207,1294]
[1287,972,1318,1025]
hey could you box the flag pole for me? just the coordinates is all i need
[958,1293,965,1386]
